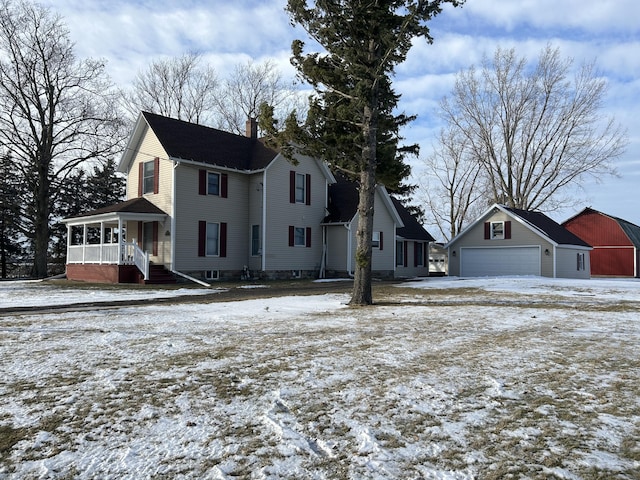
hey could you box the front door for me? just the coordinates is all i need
[143,222,155,256]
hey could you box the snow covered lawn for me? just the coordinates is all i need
[1,277,639,479]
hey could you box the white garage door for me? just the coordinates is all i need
[461,247,540,277]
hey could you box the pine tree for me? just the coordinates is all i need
[0,152,26,277]
[264,0,463,304]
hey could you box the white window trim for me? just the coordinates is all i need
[207,171,220,196]
[294,226,306,247]
[491,221,505,240]
[206,222,220,257]
[142,160,155,195]
[295,173,306,204]
[372,231,381,249]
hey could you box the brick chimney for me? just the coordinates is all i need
[246,117,258,139]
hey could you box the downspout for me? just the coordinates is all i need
[171,160,179,272]
[261,170,267,272]
[553,245,557,278]
[345,223,353,277]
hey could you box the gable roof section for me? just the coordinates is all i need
[323,173,403,226]
[142,111,277,171]
[564,207,640,248]
[65,197,167,219]
[391,197,435,242]
[119,112,278,173]
[447,203,591,248]
[504,206,591,247]
[62,197,168,225]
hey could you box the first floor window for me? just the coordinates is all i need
[396,241,404,266]
[372,231,383,249]
[577,253,586,271]
[206,223,219,256]
[198,221,227,257]
[289,226,311,247]
[415,242,424,267]
[251,225,261,255]
[294,227,305,246]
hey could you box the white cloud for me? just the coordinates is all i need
[26,0,640,223]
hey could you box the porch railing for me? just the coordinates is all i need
[67,241,149,280]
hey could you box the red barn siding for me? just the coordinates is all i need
[564,209,636,277]
[590,248,635,277]
[564,211,632,247]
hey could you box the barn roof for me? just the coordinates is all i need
[567,207,640,248]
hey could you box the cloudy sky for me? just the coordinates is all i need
[39,0,640,227]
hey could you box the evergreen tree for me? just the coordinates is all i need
[263,0,463,304]
[86,158,126,210]
[50,159,125,268]
[0,152,26,277]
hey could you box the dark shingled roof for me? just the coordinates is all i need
[614,216,640,248]
[324,174,360,223]
[324,174,434,241]
[142,111,277,171]
[68,197,167,219]
[391,197,435,242]
[504,206,591,247]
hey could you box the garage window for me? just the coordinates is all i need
[484,221,511,240]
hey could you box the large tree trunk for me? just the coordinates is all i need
[32,160,50,278]
[350,101,377,306]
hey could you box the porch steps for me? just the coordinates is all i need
[142,264,177,285]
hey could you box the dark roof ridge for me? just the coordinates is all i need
[502,205,591,247]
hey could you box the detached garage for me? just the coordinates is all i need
[446,204,592,279]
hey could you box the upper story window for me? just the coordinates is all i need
[484,220,511,240]
[295,173,305,203]
[207,172,220,196]
[139,158,159,196]
[199,169,228,198]
[491,221,504,239]
[290,171,310,205]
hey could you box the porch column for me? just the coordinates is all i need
[66,224,71,265]
[100,222,105,264]
[82,224,87,263]
[118,217,123,265]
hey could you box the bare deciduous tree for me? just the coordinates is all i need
[215,59,302,135]
[420,127,484,241]
[438,44,627,213]
[0,0,125,277]
[124,52,219,125]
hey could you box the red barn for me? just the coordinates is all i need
[563,208,640,277]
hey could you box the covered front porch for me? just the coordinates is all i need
[62,198,170,284]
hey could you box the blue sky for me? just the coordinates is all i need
[41,0,640,227]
